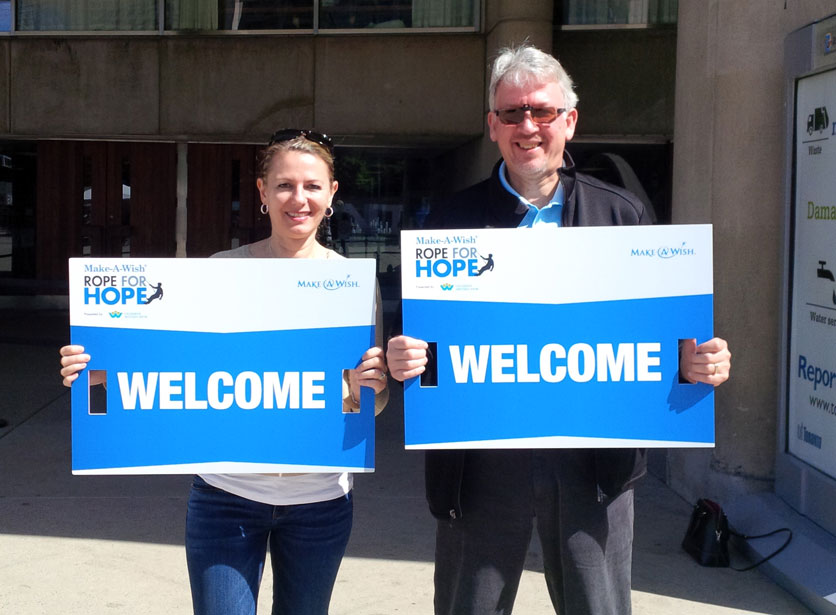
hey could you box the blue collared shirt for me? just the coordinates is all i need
[498,161,564,228]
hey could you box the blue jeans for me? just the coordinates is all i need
[185,476,353,615]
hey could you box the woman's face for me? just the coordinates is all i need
[257,150,338,243]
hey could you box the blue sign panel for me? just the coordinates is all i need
[400,226,715,449]
[69,258,378,474]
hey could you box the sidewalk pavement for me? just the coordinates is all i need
[0,309,813,614]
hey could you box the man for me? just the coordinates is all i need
[387,44,731,615]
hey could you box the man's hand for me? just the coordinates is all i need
[386,335,429,382]
[680,337,731,386]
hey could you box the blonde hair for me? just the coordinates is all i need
[258,136,335,182]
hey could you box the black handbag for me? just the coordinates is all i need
[682,498,730,566]
[682,498,793,571]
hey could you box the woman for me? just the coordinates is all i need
[59,129,389,615]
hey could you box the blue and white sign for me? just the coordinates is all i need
[401,225,715,449]
[69,257,378,474]
[788,67,836,479]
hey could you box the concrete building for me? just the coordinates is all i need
[3,0,836,611]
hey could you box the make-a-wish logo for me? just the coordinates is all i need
[109,311,123,318]
[440,284,454,291]
[657,242,695,259]
[630,242,695,259]
[298,275,360,290]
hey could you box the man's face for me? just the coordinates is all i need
[487,79,578,189]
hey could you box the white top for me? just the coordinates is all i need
[200,469,353,506]
[201,241,352,505]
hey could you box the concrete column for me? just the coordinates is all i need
[447,0,554,190]
[669,0,836,503]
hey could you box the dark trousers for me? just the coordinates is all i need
[433,449,634,615]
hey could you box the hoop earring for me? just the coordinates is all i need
[324,205,334,218]
[260,203,268,215]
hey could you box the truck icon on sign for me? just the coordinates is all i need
[807,106,830,135]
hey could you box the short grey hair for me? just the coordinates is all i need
[488,44,578,111]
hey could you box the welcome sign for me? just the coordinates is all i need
[401,225,715,449]
[69,257,378,474]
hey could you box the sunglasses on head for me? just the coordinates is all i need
[493,105,566,125]
[268,129,334,154]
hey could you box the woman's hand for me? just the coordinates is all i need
[386,335,428,382]
[59,345,104,387]
[679,337,731,386]
[349,346,388,403]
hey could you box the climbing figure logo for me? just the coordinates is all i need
[144,282,164,304]
[476,253,495,276]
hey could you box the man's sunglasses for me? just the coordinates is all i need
[268,129,334,154]
[493,105,566,125]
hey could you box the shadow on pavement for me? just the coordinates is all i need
[0,309,812,614]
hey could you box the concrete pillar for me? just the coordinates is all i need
[447,0,554,190]
[669,0,836,503]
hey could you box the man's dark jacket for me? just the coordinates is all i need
[423,156,651,521]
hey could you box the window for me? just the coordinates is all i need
[0,142,37,280]
[320,1,409,29]
[331,149,440,299]
[216,0,312,30]
[9,0,476,32]
[562,0,677,27]
[0,1,10,30]
[166,1,219,30]
[319,0,475,29]
[16,0,157,31]
[213,0,476,31]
